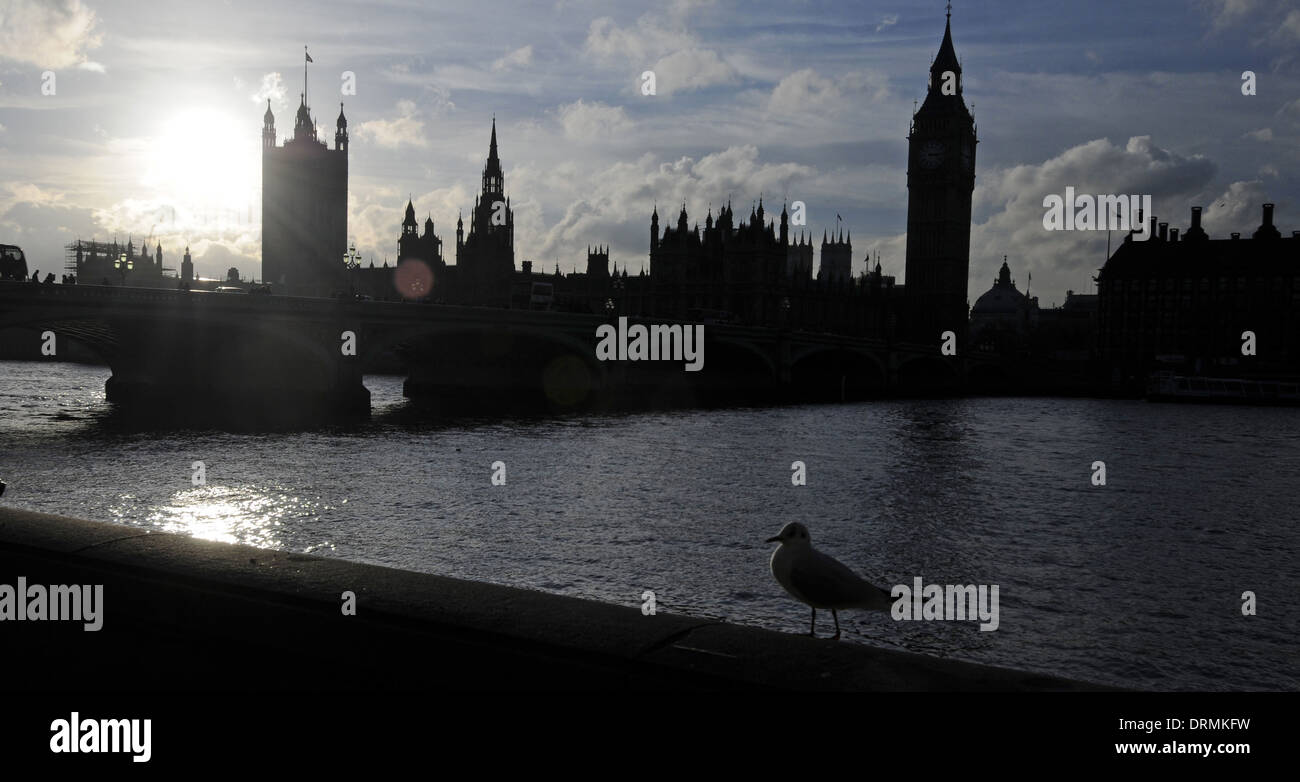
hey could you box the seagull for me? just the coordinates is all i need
[767,522,893,640]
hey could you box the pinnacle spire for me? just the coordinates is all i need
[933,10,961,79]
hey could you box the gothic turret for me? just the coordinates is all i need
[293,94,313,141]
[262,100,276,149]
[402,199,417,233]
[482,117,503,196]
[335,102,348,152]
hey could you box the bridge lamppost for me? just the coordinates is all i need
[343,242,361,270]
[343,242,361,298]
[114,253,133,287]
[612,275,625,315]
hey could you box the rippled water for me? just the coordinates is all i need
[1,360,1297,690]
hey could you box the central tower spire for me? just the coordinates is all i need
[482,116,503,196]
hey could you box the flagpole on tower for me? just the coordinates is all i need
[304,45,311,107]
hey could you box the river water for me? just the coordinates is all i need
[1,360,1296,691]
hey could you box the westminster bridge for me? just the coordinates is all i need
[0,281,1016,424]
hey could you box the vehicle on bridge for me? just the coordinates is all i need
[0,244,29,282]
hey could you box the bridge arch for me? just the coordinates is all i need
[967,361,1014,394]
[364,320,609,410]
[896,354,962,394]
[788,346,886,401]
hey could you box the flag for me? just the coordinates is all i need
[305,50,313,63]
[836,213,842,221]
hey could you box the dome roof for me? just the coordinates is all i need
[972,286,1027,315]
[971,259,1029,315]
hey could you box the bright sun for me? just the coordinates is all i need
[144,107,259,218]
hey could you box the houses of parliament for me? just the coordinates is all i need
[257,13,980,344]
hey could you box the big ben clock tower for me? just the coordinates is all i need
[904,6,977,344]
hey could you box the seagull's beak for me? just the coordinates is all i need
[765,535,781,543]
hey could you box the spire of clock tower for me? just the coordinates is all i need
[919,9,970,117]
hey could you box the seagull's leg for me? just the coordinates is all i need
[809,607,817,637]
[831,609,841,641]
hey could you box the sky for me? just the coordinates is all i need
[0,0,1297,307]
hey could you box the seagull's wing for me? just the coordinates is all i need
[789,549,893,611]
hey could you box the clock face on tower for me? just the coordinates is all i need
[919,140,945,169]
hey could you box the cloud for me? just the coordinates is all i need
[1202,0,1258,33]
[356,100,429,149]
[0,183,106,276]
[2,182,66,209]
[0,0,102,69]
[492,45,534,72]
[767,68,890,116]
[668,0,716,20]
[585,15,695,64]
[1199,180,1272,235]
[1277,97,1300,123]
[557,100,632,141]
[651,48,736,96]
[1282,9,1300,42]
[1242,127,1273,141]
[584,11,734,94]
[251,72,286,105]
[876,14,898,33]
[1201,0,1300,42]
